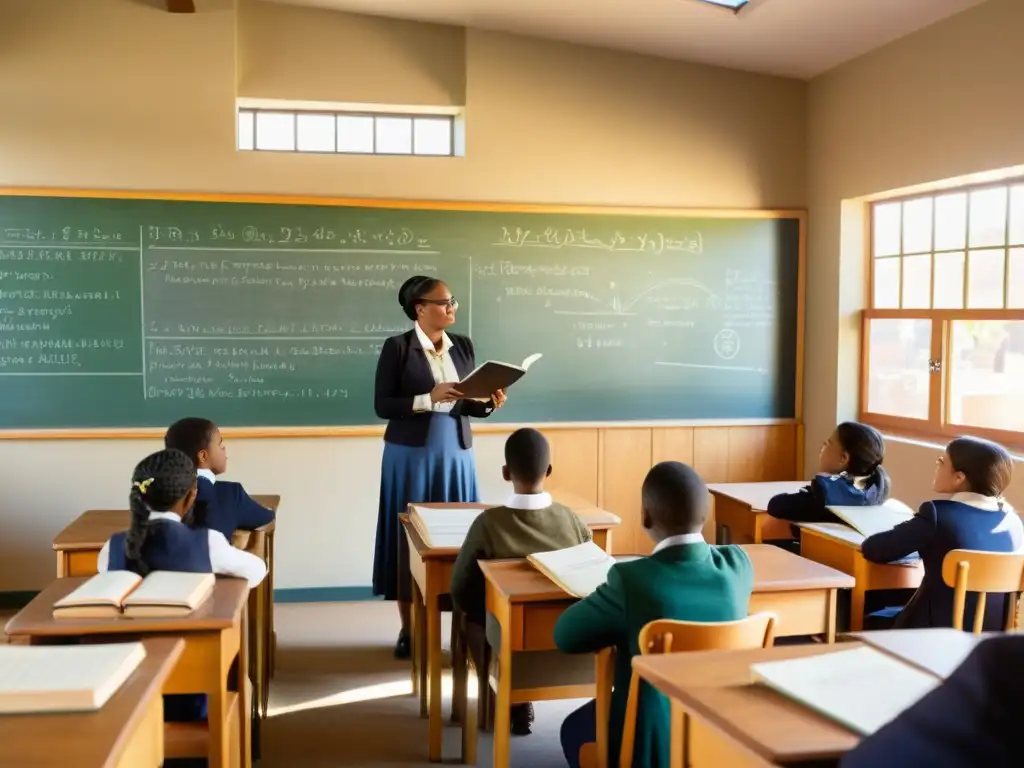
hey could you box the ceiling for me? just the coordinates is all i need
[273,0,986,79]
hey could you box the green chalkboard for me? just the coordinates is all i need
[0,193,802,430]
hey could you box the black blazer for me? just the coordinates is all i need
[842,635,1024,768]
[861,499,1024,630]
[374,329,494,449]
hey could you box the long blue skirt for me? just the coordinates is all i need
[372,414,479,602]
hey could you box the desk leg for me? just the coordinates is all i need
[492,599,512,768]
[266,530,275,680]
[427,579,444,762]
[825,589,838,643]
[850,559,868,632]
[412,580,428,717]
[56,553,67,578]
[670,701,684,768]
[241,606,253,768]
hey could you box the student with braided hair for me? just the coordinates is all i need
[97,448,266,727]
[98,447,267,584]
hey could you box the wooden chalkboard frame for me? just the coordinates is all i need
[0,187,806,440]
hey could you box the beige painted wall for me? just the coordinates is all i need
[0,0,806,591]
[806,0,1024,508]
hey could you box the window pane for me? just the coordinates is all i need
[901,253,931,309]
[865,318,931,420]
[948,320,1024,432]
[966,249,1006,308]
[1009,185,1024,246]
[968,187,1008,248]
[934,193,967,251]
[933,251,965,309]
[1009,248,1024,309]
[237,110,254,151]
[375,117,413,154]
[413,117,452,156]
[873,202,901,257]
[336,116,374,153]
[902,198,932,254]
[254,112,295,151]
[873,257,901,308]
[296,113,335,152]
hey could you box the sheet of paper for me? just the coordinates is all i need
[751,646,939,736]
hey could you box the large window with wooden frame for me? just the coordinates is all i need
[861,181,1024,447]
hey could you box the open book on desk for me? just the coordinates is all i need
[408,505,485,548]
[457,353,542,400]
[527,541,617,598]
[750,646,939,736]
[0,642,146,714]
[53,570,215,619]
[797,522,921,566]
[826,499,915,538]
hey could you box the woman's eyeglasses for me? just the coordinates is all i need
[420,298,458,309]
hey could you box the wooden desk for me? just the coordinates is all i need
[708,482,806,544]
[0,637,183,768]
[846,628,985,678]
[478,544,853,768]
[799,523,923,631]
[400,499,621,762]
[632,643,866,767]
[4,578,250,768]
[50,495,280,720]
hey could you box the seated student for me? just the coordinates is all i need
[450,427,592,736]
[841,634,1024,768]
[555,461,754,768]
[861,436,1022,630]
[98,447,266,722]
[164,417,275,539]
[767,421,891,525]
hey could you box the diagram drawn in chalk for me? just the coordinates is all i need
[713,329,740,360]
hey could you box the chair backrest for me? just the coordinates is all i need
[617,612,776,768]
[941,549,1024,634]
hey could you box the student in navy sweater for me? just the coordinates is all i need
[767,421,891,527]
[98,448,266,724]
[164,417,275,539]
[861,436,1022,630]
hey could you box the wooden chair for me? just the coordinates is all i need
[941,549,1024,634]
[604,612,777,768]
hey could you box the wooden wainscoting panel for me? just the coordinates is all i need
[651,428,695,466]
[543,428,600,502]
[726,425,798,481]
[692,428,731,482]
[599,428,654,554]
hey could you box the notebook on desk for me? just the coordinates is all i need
[53,571,215,618]
[0,642,146,714]
[527,541,617,598]
[408,505,485,548]
[750,646,939,736]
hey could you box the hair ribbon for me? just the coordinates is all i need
[133,477,154,495]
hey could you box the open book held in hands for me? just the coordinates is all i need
[826,498,915,538]
[0,642,146,714]
[53,570,215,619]
[527,540,617,598]
[457,353,542,400]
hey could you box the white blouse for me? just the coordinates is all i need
[412,322,460,414]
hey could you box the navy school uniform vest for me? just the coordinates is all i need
[766,473,886,531]
[106,519,212,723]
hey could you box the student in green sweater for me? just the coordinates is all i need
[555,461,754,768]
[450,427,592,736]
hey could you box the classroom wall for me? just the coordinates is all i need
[805,0,1024,509]
[0,0,807,591]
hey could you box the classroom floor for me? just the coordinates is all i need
[261,600,580,767]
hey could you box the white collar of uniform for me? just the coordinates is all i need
[950,491,1012,513]
[197,468,216,484]
[504,492,553,510]
[414,321,452,356]
[653,532,705,554]
[148,510,183,524]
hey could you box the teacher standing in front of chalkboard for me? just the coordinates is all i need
[372,275,507,658]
